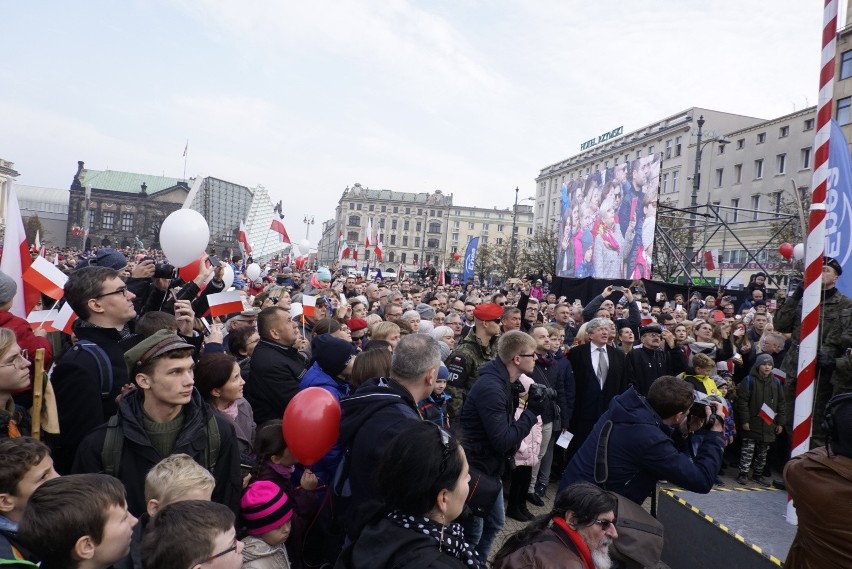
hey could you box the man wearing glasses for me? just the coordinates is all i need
[51,266,144,474]
[444,303,502,418]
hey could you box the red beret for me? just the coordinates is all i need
[347,318,368,332]
[473,303,503,321]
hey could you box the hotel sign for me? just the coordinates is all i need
[580,126,623,151]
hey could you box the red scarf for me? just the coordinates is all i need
[551,516,595,569]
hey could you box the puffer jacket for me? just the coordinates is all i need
[513,375,542,467]
[242,536,291,569]
[735,365,785,443]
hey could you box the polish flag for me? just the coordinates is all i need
[758,403,776,426]
[302,295,316,318]
[23,256,69,300]
[365,218,372,249]
[337,233,349,262]
[238,222,252,255]
[270,219,291,244]
[27,310,58,333]
[53,302,78,335]
[207,291,245,317]
[703,250,717,271]
[33,231,41,255]
[772,368,786,384]
[438,259,445,286]
[353,249,358,263]
[0,181,39,317]
[374,227,383,262]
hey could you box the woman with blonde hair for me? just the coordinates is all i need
[0,328,32,438]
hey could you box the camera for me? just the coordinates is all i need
[528,383,557,403]
[688,394,723,431]
[154,264,175,279]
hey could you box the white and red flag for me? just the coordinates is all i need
[772,368,786,384]
[758,403,777,426]
[302,295,317,318]
[23,256,68,300]
[365,218,372,249]
[53,302,78,335]
[26,309,58,333]
[438,259,445,286]
[32,231,41,256]
[374,226,383,262]
[207,291,244,317]
[238,222,252,255]
[353,249,358,263]
[0,181,39,317]
[270,219,291,244]
[337,233,349,262]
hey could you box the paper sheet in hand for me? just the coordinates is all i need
[555,431,574,449]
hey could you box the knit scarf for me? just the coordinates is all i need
[387,511,483,569]
[220,400,239,422]
[551,516,595,569]
[597,224,620,252]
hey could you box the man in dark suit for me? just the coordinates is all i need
[565,317,629,461]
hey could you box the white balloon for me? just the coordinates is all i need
[159,209,210,267]
[290,243,301,256]
[246,263,261,281]
[299,239,312,252]
[793,243,805,261]
[221,263,235,289]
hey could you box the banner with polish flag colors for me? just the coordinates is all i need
[53,302,78,335]
[337,233,350,262]
[302,295,316,318]
[238,222,252,255]
[207,291,245,317]
[365,219,372,249]
[758,402,777,426]
[0,180,40,317]
[270,219,291,244]
[23,256,68,300]
[703,249,717,271]
[27,309,58,333]
[374,226,383,262]
[438,259,445,286]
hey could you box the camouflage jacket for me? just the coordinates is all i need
[444,331,498,417]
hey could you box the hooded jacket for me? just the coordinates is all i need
[339,377,421,536]
[298,362,350,488]
[247,340,307,424]
[242,536,291,569]
[559,386,724,504]
[72,388,241,516]
[735,363,785,443]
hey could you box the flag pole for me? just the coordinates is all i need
[183,139,189,180]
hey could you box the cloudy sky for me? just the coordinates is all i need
[0,1,830,243]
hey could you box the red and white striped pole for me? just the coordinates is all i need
[787,0,838,526]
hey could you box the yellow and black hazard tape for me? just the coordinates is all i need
[667,485,782,494]
[661,489,783,567]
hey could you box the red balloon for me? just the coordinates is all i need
[178,253,209,282]
[453,252,461,261]
[778,242,794,260]
[283,387,341,466]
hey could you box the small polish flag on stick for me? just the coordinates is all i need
[302,295,316,318]
[759,403,777,426]
[53,302,78,335]
[23,256,68,300]
[27,309,58,333]
[207,291,245,317]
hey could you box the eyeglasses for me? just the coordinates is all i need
[268,296,280,304]
[496,302,506,306]
[94,286,129,299]
[0,349,29,368]
[517,353,536,359]
[199,538,239,564]
[592,518,616,530]
[489,319,502,324]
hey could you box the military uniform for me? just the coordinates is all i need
[775,286,852,447]
[444,331,498,418]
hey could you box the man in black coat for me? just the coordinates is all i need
[458,331,546,560]
[566,317,628,462]
[73,330,241,516]
[626,324,687,396]
[338,334,443,538]
[246,306,307,424]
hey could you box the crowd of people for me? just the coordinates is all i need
[0,244,850,569]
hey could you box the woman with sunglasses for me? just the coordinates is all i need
[493,482,618,569]
[340,421,482,569]
[0,328,32,438]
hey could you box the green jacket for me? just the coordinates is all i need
[444,331,498,417]
[735,368,786,443]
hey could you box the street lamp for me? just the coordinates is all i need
[303,215,315,239]
[508,189,535,280]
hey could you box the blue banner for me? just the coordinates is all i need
[827,120,852,296]
[462,237,479,285]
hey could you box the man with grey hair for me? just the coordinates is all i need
[458,330,546,559]
[567,316,629,462]
[339,334,443,538]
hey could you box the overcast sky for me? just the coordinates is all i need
[0,1,830,244]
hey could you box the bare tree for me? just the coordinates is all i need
[651,200,692,283]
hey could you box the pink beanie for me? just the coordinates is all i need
[240,481,293,536]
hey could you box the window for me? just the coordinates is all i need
[665,139,672,159]
[734,164,743,184]
[393,206,399,213]
[381,205,386,212]
[427,238,439,249]
[388,252,395,263]
[647,147,654,158]
[497,224,504,232]
[437,210,442,217]
[348,215,360,226]
[405,207,411,214]
[672,170,679,192]
[402,236,408,246]
[675,136,683,156]
[635,150,641,159]
[662,173,669,193]
[414,237,420,247]
[736,138,745,150]
[349,202,354,210]
[717,143,726,155]
[773,191,783,213]
[418,208,423,215]
[347,231,359,242]
[731,198,740,222]
[430,209,435,217]
[842,50,852,79]
[468,222,475,230]
[715,168,724,187]
[120,212,133,232]
[751,195,760,220]
[754,159,764,179]
[391,219,398,230]
[779,126,789,138]
[527,227,533,235]
[390,235,396,245]
[481,236,488,244]
[415,221,422,232]
[413,254,419,264]
[101,211,115,230]
[804,118,815,130]
[801,147,812,169]
[777,154,786,175]
[379,219,385,229]
[403,221,410,231]
[452,232,459,242]
[496,237,503,245]
[482,223,489,231]
[838,97,852,125]
[453,221,460,229]
[428,222,441,233]
[368,204,374,211]
[356,203,362,210]
[757,133,766,144]
[401,253,406,263]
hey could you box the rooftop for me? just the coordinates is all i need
[78,168,192,194]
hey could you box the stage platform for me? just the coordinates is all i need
[658,483,796,569]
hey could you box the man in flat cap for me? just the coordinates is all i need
[444,302,502,417]
[775,256,852,447]
[72,330,241,516]
[626,323,687,396]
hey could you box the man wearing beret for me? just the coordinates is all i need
[775,256,852,447]
[444,302,502,418]
[73,329,241,516]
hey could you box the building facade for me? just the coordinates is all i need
[17,185,70,247]
[0,158,21,235]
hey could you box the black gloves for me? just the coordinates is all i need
[525,395,546,417]
[791,285,804,300]
[817,351,837,370]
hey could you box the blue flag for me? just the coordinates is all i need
[827,120,852,296]
[463,237,479,285]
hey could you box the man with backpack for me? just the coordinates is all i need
[51,266,144,473]
[72,329,241,516]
